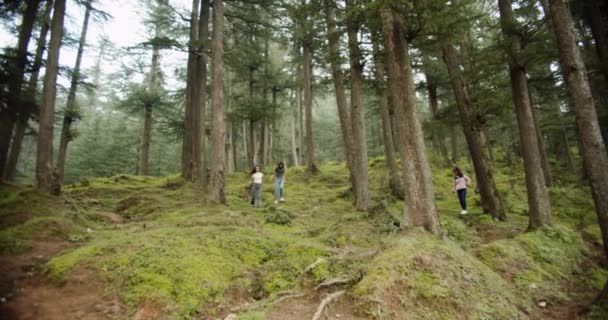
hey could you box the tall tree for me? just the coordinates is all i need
[4,0,53,182]
[547,0,608,271]
[381,6,441,235]
[1,0,40,179]
[35,0,66,194]
[322,0,360,207]
[345,0,371,210]
[442,43,506,221]
[208,0,226,204]
[498,0,552,229]
[56,0,93,184]
[371,33,402,198]
[301,1,317,173]
[182,0,209,187]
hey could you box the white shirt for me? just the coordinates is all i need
[252,172,264,184]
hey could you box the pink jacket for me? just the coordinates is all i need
[453,175,471,191]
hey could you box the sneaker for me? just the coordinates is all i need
[274,200,278,204]
[280,198,285,202]
[460,210,467,215]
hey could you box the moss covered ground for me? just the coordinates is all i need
[0,158,606,319]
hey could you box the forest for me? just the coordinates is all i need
[1,0,608,319]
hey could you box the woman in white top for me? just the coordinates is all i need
[251,166,264,208]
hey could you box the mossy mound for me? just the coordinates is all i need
[475,225,586,303]
[353,231,527,319]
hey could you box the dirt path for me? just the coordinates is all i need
[265,294,366,320]
[0,241,123,320]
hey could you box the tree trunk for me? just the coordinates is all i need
[425,72,450,166]
[442,43,506,221]
[548,0,608,260]
[225,71,233,173]
[140,42,160,176]
[302,21,317,173]
[56,0,92,184]
[584,0,608,83]
[451,124,460,163]
[182,0,198,181]
[371,32,402,198]
[4,0,53,182]
[498,0,552,229]
[242,121,249,168]
[140,104,153,176]
[208,0,225,204]
[247,67,255,167]
[381,7,441,235]
[1,0,40,180]
[291,87,300,166]
[298,86,304,165]
[345,0,371,210]
[259,120,266,167]
[36,0,65,195]
[531,103,553,187]
[322,0,358,203]
[194,0,210,188]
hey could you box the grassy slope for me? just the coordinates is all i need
[0,158,606,319]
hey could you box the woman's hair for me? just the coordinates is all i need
[453,167,463,178]
[251,165,260,174]
[276,161,285,174]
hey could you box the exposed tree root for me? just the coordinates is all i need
[314,277,351,290]
[312,290,345,320]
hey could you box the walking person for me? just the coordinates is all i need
[453,167,472,215]
[251,165,264,208]
[273,162,286,204]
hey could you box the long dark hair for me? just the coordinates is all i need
[276,161,285,174]
[453,167,463,178]
[251,165,260,174]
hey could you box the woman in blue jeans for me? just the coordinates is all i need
[273,162,286,204]
[453,167,472,215]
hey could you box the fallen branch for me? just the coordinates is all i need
[314,277,351,290]
[312,290,345,320]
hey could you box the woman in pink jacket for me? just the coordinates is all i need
[453,167,472,215]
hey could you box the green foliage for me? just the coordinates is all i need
[2,160,604,319]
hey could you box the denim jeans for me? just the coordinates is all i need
[274,176,284,200]
[457,188,467,210]
[251,183,262,207]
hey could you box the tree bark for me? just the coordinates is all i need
[36,0,65,194]
[181,0,199,181]
[442,43,506,221]
[247,67,255,167]
[140,44,160,176]
[345,0,371,210]
[498,0,552,229]
[322,0,359,204]
[194,0,210,188]
[371,32,402,198]
[381,7,441,235]
[4,0,53,182]
[1,0,40,180]
[583,0,608,83]
[225,72,234,173]
[548,0,608,260]
[425,72,450,166]
[291,86,300,166]
[302,17,317,173]
[208,0,225,204]
[451,124,460,163]
[56,0,92,184]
